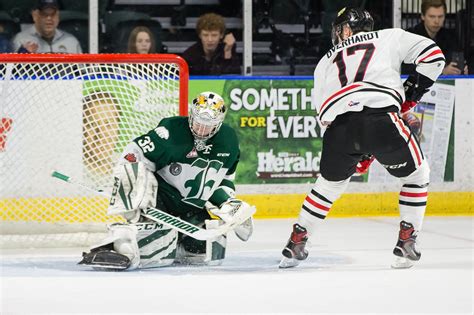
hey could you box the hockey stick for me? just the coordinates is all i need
[51,171,109,195]
[141,207,253,241]
[51,171,255,241]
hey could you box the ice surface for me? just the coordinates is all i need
[1,217,472,314]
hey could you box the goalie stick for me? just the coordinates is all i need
[51,171,255,241]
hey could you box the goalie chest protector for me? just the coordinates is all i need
[133,116,240,211]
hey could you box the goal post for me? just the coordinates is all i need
[0,54,189,248]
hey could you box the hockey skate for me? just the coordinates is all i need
[78,245,131,271]
[391,221,421,269]
[279,223,309,268]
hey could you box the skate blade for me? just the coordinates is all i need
[279,257,300,269]
[78,262,129,271]
[391,256,414,269]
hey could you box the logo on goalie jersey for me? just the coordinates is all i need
[186,147,198,158]
[154,126,169,139]
[124,153,137,163]
[202,144,213,154]
[169,163,182,175]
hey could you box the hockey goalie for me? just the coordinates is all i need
[79,92,255,270]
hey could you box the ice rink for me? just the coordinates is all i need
[1,217,473,314]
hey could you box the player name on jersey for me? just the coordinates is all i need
[326,31,380,58]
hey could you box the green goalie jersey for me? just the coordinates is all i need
[132,116,240,217]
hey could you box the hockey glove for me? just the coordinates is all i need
[208,199,255,241]
[403,73,435,103]
[108,162,158,222]
[209,199,244,223]
[356,154,375,175]
[401,112,422,141]
[400,100,417,114]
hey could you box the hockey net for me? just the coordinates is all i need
[0,54,188,248]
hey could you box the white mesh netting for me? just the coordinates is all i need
[0,54,188,248]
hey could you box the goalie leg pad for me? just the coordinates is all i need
[135,221,178,269]
[80,223,140,271]
[176,220,227,265]
[205,220,227,265]
[111,223,141,270]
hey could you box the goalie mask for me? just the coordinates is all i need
[331,7,374,45]
[189,92,227,143]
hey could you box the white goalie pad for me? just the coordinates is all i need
[108,162,158,222]
[175,220,227,265]
[88,223,141,270]
[112,224,140,270]
[89,222,179,270]
[136,221,178,269]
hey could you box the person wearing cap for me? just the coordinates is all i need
[12,0,82,53]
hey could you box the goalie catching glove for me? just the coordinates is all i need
[208,199,255,242]
[108,162,158,223]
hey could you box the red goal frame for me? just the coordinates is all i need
[0,53,189,116]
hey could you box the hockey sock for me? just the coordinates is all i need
[298,176,349,235]
[399,160,429,231]
[399,183,428,231]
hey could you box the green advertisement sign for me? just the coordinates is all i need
[190,78,324,184]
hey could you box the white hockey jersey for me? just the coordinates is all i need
[314,28,445,124]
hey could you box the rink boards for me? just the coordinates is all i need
[1,77,472,223]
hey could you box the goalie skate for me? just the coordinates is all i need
[78,248,131,271]
[391,221,420,269]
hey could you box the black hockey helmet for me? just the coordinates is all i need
[331,7,374,45]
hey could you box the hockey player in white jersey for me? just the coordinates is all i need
[280,7,445,269]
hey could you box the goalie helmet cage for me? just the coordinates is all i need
[0,54,189,248]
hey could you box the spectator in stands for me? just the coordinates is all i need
[402,0,468,75]
[182,13,240,75]
[468,49,474,75]
[127,26,156,54]
[12,0,82,53]
[0,31,12,53]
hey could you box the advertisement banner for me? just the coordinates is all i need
[191,78,323,184]
[368,80,455,183]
